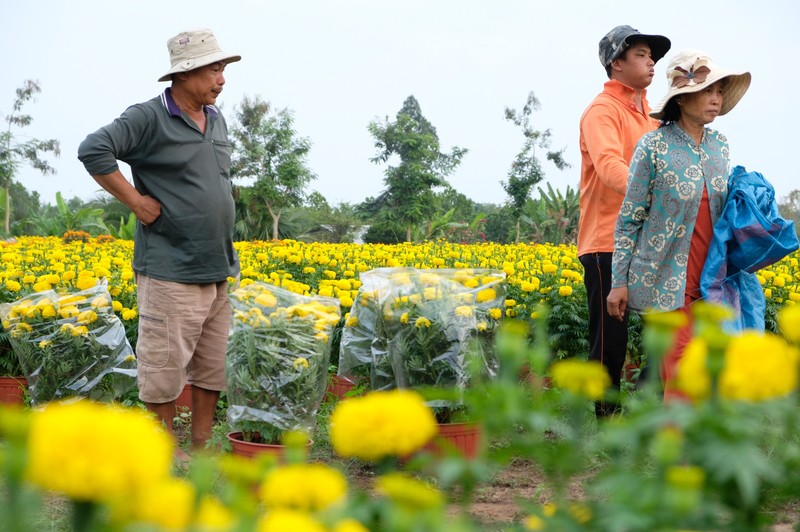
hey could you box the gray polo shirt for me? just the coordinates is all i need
[78,89,240,283]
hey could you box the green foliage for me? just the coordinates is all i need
[229,95,316,241]
[521,182,580,245]
[21,192,106,236]
[368,95,467,242]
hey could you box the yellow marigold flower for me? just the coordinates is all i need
[476,287,497,303]
[315,331,329,342]
[329,389,437,460]
[39,339,52,349]
[415,316,431,328]
[77,310,98,325]
[5,280,21,292]
[665,465,705,491]
[419,272,439,285]
[260,463,347,511]
[130,477,194,529]
[332,518,369,532]
[790,292,800,303]
[339,294,354,307]
[302,266,316,274]
[477,321,488,331]
[764,288,773,299]
[112,300,123,312]
[293,357,310,370]
[255,292,278,308]
[375,472,444,510]
[400,312,409,324]
[26,400,173,502]
[10,322,31,338]
[40,304,57,319]
[122,308,138,321]
[60,305,80,319]
[345,314,359,327]
[23,274,35,284]
[62,270,77,282]
[675,338,711,401]
[91,296,110,308]
[124,354,136,363]
[336,279,351,290]
[504,299,517,307]
[719,332,798,401]
[778,304,800,344]
[489,308,502,320]
[550,359,610,400]
[542,264,558,274]
[558,285,573,297]
[72,325,90,337]
[455,305,474,318]
[76,276,98,291]
[643,310,689,330]
[774,276,786,288]
[520,280,536,292]
[524,515,545,530]
[257,509,326,532]
[194,496,236,530]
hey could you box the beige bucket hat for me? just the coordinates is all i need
[650,50,751,119]
[158,28,241,82]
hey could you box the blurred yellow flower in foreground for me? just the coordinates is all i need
[257,508,326,532]
[26,400,173,502]
[550,359,610,400]
[329,389,437,460]
[260,463,347,512]
[375,472,445,510]
[677,332,799,402]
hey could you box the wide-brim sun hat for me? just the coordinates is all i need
[158,28,241,82]
[650,50,751,119]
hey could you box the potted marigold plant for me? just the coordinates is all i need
[340,267,506,458]
[225,281,341,455]
[0,280,137,405]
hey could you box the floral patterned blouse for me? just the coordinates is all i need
[611,122,729,312]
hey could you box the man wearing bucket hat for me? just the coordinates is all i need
[577,25,670,416]
[607,51,751,400]
[78,29,242,459]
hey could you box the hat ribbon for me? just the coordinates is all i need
[669,58,711,88]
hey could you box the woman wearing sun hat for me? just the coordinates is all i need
[605,50,751,399]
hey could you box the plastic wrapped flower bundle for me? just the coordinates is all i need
[338,267,506,393]
[0,280,136,404]
[226,281,341,444]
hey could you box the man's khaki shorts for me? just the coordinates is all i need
[135,273,232,403]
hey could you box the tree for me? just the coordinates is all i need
[501,92,569,243]
[368,95,467,242]
[229,95,316,241]
[0,80,60,236]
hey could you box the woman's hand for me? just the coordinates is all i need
[606,287,628,321]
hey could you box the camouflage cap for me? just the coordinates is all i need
[599,25,671,69]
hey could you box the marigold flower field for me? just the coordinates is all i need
[0,236,798,350]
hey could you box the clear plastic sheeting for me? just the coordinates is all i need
[339,268,505,399]
[0,280,136,405]
[226,281,341,440]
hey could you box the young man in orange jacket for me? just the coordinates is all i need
[577,25,670,416]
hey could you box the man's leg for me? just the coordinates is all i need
[191,386,220,450]
[580,252,628,416]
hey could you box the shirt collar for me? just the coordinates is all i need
[603,80,651,114]
[161,88,218,118]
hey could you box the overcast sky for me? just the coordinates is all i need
[2,0,798,209]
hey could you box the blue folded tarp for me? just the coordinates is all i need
[700,166,799,331]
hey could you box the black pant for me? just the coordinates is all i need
[579,252,628,416]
